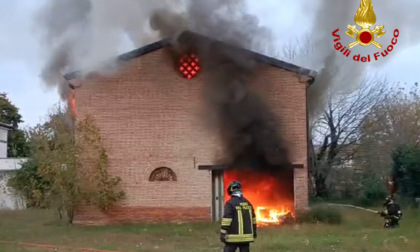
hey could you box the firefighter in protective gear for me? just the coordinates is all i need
[379,197,402,228]
[220,181,257,252]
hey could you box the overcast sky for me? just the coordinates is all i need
[1,0,419,128]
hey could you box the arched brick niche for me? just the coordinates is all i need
[149,167,177,181]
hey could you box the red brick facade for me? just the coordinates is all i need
[72,47,310,224]
[75,206,210,225]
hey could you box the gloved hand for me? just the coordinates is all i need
[220,233,226,243]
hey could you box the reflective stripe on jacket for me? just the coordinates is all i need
[220,196,257,243]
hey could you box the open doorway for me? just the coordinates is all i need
[200,164,303,223]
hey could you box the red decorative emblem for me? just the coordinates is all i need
[178,54,200,79]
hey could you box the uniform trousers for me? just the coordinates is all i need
[223,243,250,252]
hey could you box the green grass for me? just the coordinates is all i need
[0,206,419,252]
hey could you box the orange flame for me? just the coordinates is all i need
[224,169,294,227]
[354,0,376,28]
[69,91,76,117]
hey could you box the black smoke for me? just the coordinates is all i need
[151,12,292,172]
[37,0,293,172]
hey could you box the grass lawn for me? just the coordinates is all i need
[0,206,419,252]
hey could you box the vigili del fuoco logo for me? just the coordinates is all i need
[332,0,399,62]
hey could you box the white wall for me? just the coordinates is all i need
[0,158,28,210]
[0,126,8,158]
[0,144,6,159]
[0,125,28,210]
[0,158,28,171]
[0,170,26,210]
[0,127,7,141]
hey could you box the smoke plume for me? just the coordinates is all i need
[302,0,420,118]
[36,0,184,99]
[150,0,291,169]
[36,0,291,170]
[35,0,420,120]
[35,0,420,166]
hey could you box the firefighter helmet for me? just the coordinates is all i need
[227,181,242,195]
[384,196,393,206]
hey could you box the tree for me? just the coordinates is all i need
[360,83,420,160]
[7,159,52,208]
[358,82,420,199]
[309,79,389,198]
[75,114,125,212]
[0,93,29,157]
[9,104,125,223]
[392,145,420,200]
[278,40,391,198]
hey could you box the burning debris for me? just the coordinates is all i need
[224,169,294,227]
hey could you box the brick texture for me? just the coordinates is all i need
[73,47,309,224]
[73,206,211,225]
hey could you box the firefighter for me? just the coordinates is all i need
[379,197,403,228]
[220,181,257,252]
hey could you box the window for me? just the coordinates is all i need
[178,53,200,79]
[149,167,177,181]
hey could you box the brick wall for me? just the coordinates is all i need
[251,64,309,212]
[73,47,308,224]
[73,206,210,225]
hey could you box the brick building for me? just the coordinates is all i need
[64,31,315,225]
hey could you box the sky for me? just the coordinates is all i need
[0,0,419,128]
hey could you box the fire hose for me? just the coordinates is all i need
[326,177,397,216]
[326,203,380,214]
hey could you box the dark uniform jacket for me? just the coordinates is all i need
[381,202,402,220]
[220,196,257,243]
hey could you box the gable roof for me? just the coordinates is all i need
[64,31,316,81]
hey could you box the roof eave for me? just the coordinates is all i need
[0,122,13,130]
[63,31,317,83]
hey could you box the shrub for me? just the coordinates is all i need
[7,159,52,208]
[297,206,342,224]
[8,106,125,223]
[392,145,420,200]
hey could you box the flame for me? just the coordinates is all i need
[69,91,76,116]
[354,0,376,29]
[224,169,294,227]
[255,206,293,226]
